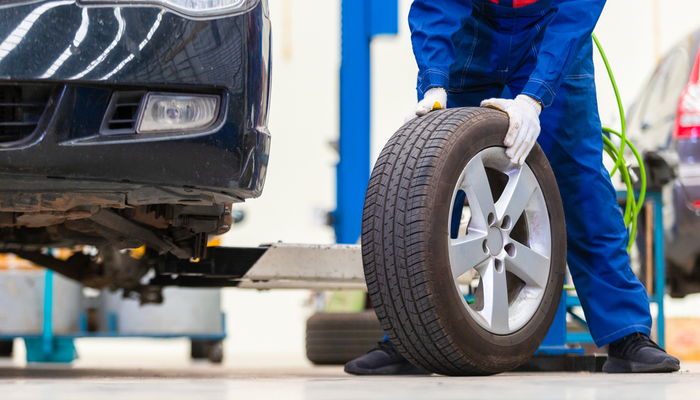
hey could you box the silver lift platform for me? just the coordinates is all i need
[148,243,367,291]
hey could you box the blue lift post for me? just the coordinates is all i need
[23,269,77,363]
[335,0,398,244]
[653,191,666,348]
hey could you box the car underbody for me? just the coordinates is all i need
[0,179,237,301]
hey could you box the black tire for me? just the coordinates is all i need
[208,340,224,364]
[191,339,223,363]
[191,339,209,359]
[0,340,12,358]
[362,107,566,376]
[305,312,385,365]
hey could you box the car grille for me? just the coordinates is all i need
[101,91,146,135]
[0,84,54,144]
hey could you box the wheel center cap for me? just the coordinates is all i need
[487,227,503,256]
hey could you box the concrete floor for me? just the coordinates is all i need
[1,357,699,400]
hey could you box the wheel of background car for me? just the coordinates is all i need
[208,340,224,364]
[362,107,566,376]
[305,312,385,365]
[190,339,223,363]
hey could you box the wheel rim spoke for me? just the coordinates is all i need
[505,241,550,288]
[448,147,552,335]
[478,260,509,333]
[462,154,496,230]
[449,232,489,278]
[495,167,538,223]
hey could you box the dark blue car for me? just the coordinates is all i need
[0,0,271,300]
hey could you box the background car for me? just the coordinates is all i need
[626,27,700,298]
[0,0,271,302]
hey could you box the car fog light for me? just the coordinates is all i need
[137,93,220,133]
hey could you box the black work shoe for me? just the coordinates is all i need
[344,340,430,376]
[603,332,680,373]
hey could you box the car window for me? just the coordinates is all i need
[631,47,690,149]
[663,48,691,105]
[636,60,668,130]
[645,49,688,128]
[628,60,665,138]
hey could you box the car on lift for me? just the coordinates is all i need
[625,27,700,298]
[0,0,271,302]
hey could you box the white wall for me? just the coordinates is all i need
[218,0,700,359]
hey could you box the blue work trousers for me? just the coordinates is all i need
[430,1,652,346]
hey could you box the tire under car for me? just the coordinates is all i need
[190,339,224,363]
[362,107,567,376]
[306,312,385,365]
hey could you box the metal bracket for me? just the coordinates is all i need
[90,209,190,258]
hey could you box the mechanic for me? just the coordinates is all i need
[345,0,680,375]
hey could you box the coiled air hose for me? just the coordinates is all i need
[592,33,646,252]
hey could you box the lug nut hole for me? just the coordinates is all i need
[494,258,503,273]
[487,212,495,226]
[482,239,489,254]
[505,243,516,257]
[501,216,511,230]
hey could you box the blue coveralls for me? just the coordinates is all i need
[409,0,652,346]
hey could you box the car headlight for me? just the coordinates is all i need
[80,0,259,18]
[137,93,220,133]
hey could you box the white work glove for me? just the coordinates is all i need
[481,95,542,166]
[404,87,447,123]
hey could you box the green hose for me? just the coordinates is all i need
[592,33,647,251]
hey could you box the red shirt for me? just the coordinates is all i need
[488,0,539,7]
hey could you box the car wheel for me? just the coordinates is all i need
[362,107,566,376]
[208,340,224,364]
[305,312,385,365]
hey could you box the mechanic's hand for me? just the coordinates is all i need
[481,95,542,166]
[404,87,447,123]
